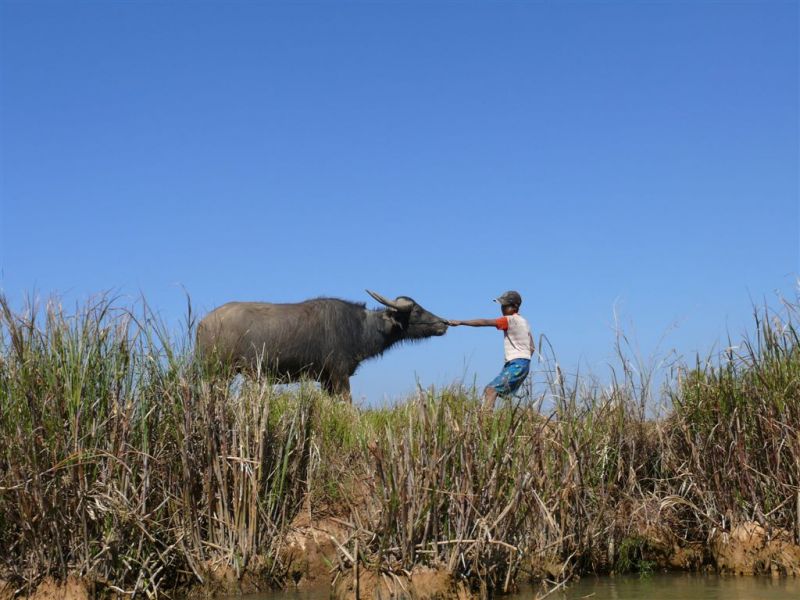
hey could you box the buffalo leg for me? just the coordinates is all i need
[335,378,352,403]
[321,373,352,403]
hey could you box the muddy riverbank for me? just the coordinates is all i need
[7,508,800,600]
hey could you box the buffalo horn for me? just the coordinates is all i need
[366,290,414,312]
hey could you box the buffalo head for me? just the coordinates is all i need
[366,290,449,339]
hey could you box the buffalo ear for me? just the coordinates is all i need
[382,310,403,331]
[392,296,415,312]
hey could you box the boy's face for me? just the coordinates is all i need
[501,304,518,316]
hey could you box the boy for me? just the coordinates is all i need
[449,290,534,410]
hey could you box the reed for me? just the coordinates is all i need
[343,389,534,596]
[331,297,800,594]
[0,295,315,596]
[1,292,799,598]
[666,302,800,538]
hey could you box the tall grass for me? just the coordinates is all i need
[1,293,799,598]
[332,298,800,596]
[0,295,316,596]
[349,390,534,595]
[338,373,666,593]
[666,302,800,538]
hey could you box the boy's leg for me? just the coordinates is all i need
[483,364,510,411]
[483,359,530,412]
[482,386,498,411]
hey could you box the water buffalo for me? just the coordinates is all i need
[196,290,448,400]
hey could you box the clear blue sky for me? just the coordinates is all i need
[1,1,798,405]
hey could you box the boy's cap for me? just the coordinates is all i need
[494,290,522,307]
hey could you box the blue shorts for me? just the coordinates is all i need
[487,358,530,396]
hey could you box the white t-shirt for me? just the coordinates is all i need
[495,313,533,362]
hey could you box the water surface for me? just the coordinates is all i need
[558,573,800,599]
[235,574,800,600]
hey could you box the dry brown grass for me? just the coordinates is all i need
[1,294,799,598]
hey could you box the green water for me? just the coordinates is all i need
[235,574,800,600]
[556,574,800,599]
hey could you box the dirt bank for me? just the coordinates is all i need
[712,522,800,576]
[185,511,351,597]
[23,577,90,600]
[282,513,350,588]
[10,520,800,600]
[332,566,472,600]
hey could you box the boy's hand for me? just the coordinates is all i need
[448,320,462,326]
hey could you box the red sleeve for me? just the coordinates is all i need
[495,317,509,330]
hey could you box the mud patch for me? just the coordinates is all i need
[712,522,800,576]
[26,577,90,600]
[332,567,472,600]
[0,580,13,600]
[189,556,278,597]
[282,514,350,588]
[667,543,706,570]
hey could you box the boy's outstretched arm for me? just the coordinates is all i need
[448,318,497,327]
